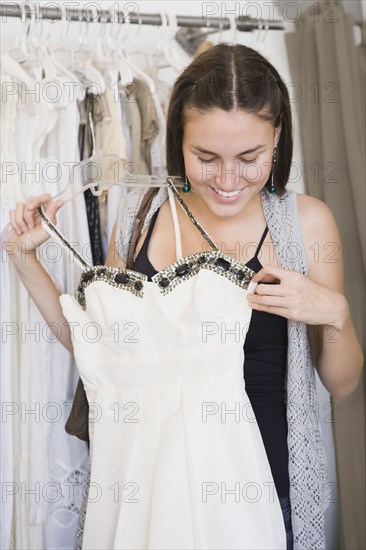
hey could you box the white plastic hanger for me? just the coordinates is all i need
[108,10,135,86]
[45,154,184,207]
[30,4,82,97]
[2,53,35,88]
[163,13,183,71]
[67,7,106,94]
[120,13,157,94]
[44,4,104,95]
[7,1,38,65]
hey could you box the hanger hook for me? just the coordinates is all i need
[228,14,237,44]
[136,14,142,38]
[120,9,131,51]
[262,20,269,44]
[256,18,264,47]
[217,19,224,44]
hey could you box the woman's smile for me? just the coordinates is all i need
[208,185,246,203]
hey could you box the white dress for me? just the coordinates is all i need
[40,183,287,550]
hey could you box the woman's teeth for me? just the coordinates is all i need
[213,187,242,197]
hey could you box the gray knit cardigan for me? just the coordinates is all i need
[115,185,329,550]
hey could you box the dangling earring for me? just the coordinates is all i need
[268,147,277,194]
[183,173,191,193]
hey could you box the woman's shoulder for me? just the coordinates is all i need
[295,193,343,279]
[296,193,338,235]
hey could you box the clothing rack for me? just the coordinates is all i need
[0,2,285,31]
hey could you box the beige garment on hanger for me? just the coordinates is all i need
[132,78,159,172]
[122,82,149,175]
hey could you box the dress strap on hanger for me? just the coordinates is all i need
[167,186,183,260]
[166,178,219,252]
[38,205,91,271]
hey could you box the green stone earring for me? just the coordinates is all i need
[268,147,277,194]
[183,174,191,193]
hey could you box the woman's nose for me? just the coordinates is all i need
[216,161,242,189]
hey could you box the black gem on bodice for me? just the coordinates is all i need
[134,280,143,291]
[158,277,170,288]
[175,263,190,277]
[197,255,207,264]
[214,258,231,272]
[236,270,246,281]
[115,273,130,284]
[82,271,95,282]
[97,267,107,276]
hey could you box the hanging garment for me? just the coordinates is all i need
[39,182,286,550]
[1,59,90,549]
[123,81,150,175]
[133,207,290,499]
[133,77,160,173]
[115,184,330,549]
[78,91,104,266]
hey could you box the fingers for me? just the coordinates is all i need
[9,208,23,235]
[24,193,52,229]
[13,202,28,234]
[253,284,285,296]
[252,263,290,283]
[9,193,59,235]
[45,199,65,224]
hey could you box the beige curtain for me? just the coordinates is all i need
[285,2,365,548]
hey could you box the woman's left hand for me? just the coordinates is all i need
[246,263,348,327]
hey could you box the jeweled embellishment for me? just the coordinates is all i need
[175,263,190,277]
[115,273,130,284]
[82,270,95,282]
[75,265,147,309]
[151,250,255,295]
[214,258,231,272]
[158,277,171,288]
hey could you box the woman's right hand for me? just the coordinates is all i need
[8,193,64,252]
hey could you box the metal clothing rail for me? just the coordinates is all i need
[0,2,286,31]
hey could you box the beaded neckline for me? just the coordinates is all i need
[38,178,255,310]
[73,251,254,309]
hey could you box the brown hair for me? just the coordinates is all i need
[166,42,293,195]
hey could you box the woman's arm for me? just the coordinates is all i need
[8,197,128,354]
[247,194,363,400]
[8,194,74,353]
[298,195,364,399]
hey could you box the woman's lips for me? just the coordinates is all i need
[208,185,245,203]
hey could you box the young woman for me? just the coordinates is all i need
[7,44,363,550]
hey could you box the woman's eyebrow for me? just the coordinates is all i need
[191,144,266,155]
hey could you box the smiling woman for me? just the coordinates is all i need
[6,42,363,550]
[181,109,279,214]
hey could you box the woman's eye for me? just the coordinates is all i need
[197,157,216,164]
[240,158,257,164]
[197,157,257,164]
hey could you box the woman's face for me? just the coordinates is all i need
[182,108,281,219]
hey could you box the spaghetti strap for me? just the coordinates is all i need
[254,226,269,258]
[38,205,91,271]
[167,186,183,260]
[166,179,219,253]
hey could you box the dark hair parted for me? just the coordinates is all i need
[166,43,293,196]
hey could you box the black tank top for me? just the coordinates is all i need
[133,208,290,498]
